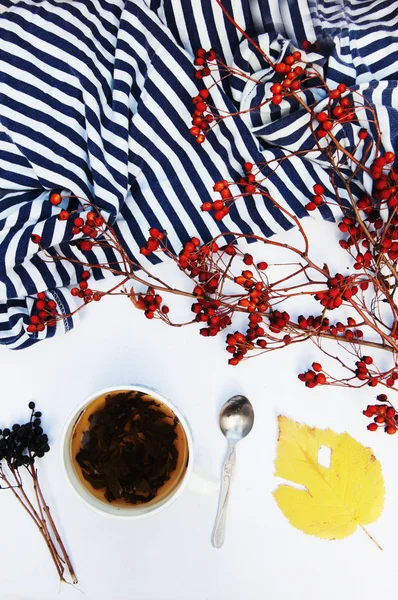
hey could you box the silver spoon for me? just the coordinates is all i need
[211,395,254,548]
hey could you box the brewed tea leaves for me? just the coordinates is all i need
[75,392,179,504]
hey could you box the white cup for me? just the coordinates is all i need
[61,384,216,518]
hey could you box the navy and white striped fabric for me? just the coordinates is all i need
[0,0,397,348]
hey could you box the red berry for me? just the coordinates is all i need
[316,111,328,123]
[47,299,57,310]
[275,62,287,74]
[31,234,41,244]
[367,423,378,432]
[49,193,62,206]
[337,83,347,93]
[329,89,341,100]
[312,362,322,372]
[257,262,268,270]
[190,126,201,136]
[305,202,317,211]
[386,426,397,435]
[271,83,283,94]
[74,217,84,228]
[313,184,325,195]
[58,210,69,221]
[322,120,334,131]
[201,202,213,212]
[243,162,253,172]
[358,128,368,140]
[384,152,395,164]
[79,241,93,252]
[213,200,225,211]
[272,94,283,105]
[71,287,80,296]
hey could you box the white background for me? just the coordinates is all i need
[0,218,397,600]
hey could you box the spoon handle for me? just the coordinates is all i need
[212,440,236,548]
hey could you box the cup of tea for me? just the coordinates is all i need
[61,384,214,518]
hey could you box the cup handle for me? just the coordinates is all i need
[187,465,219,496]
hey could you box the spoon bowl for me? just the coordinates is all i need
[219,395,254,441]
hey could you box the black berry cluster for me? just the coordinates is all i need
[0,402,49,468]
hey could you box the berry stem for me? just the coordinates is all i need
[30,464,78,584]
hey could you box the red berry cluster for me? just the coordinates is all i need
[338,214,381,255]
[177,237,214,275]
[201,179,231,220]
[238,162,257,194]
[328,317,363,340]
[72,210,103,237]
[315,85,353,139]
[135,287,169,320]
[297,314,369,344]
[226,314,267,366]
[71,271,102,304]
[302,40,321,53]
[298,362,327,388]
[314,273,359,310]
[202,162,258,220]
[31,199,105,252]
[305,183,325,211]
[269,310,290,334]
[298,314,329,331]
[370,152,397,207]
[189,89,213,145]
[354,355,374,381]
[140,228,165,257]
[233,265,270,313]
[194,48,216,80]
[27,292,58,333]
[270,51,303,105]
[364,394,398,434]
[195,300,231,337]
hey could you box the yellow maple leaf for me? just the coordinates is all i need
[273,416,385,544]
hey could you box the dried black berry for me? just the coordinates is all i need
[28,402,35,410]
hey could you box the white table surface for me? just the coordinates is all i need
[0,218,397,600]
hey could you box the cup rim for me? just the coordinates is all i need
[60,384,194,519]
